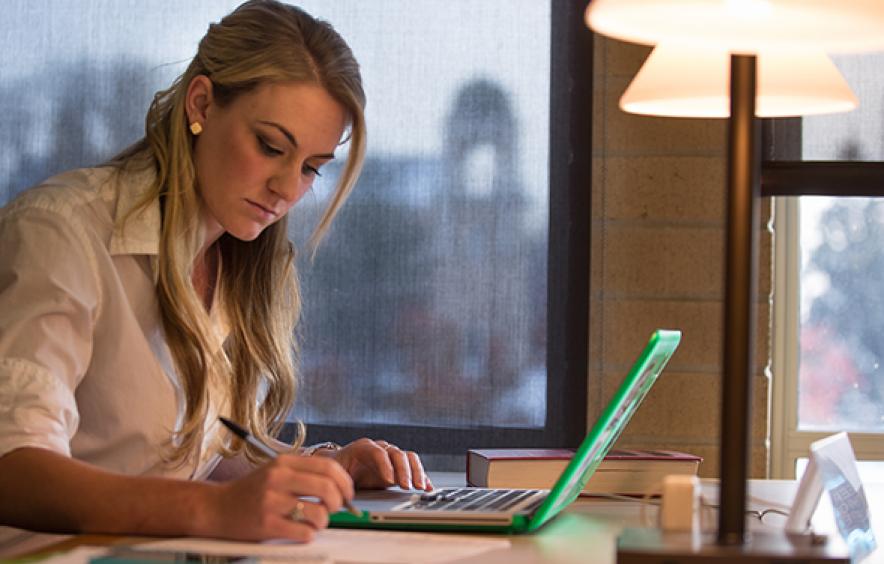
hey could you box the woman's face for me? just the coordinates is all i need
[188,78,347,243]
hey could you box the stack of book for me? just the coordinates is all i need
[467,448,702,496]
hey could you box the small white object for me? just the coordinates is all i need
[660,474,701,532]
[785,451,823,534]
[786,431,877,562]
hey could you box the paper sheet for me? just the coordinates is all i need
[0,528,72,560]
[31,546,108,563]
[138,529,511,563]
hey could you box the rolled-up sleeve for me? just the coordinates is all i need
[0,205,100,458]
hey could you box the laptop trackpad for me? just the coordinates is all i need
[352,488,414,512]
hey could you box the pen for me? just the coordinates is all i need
[218,416,361,517]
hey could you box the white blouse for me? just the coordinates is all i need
[0,166,233,552]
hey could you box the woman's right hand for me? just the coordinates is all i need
[206,453,355,542]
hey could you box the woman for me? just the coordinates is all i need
[0,0,430,548]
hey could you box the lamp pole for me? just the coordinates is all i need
[616,49,849,564]
[719,53,760,545]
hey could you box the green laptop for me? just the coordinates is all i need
[329,329,682,534]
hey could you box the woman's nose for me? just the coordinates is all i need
[269,170,308,204]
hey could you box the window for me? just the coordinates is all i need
[766,52,884,478]
[0,1,591,470]
[290,1,592,468]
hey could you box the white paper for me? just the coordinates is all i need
[31,546,108,563]
[139,529,511,564]
[135,538,328,562]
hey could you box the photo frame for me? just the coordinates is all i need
[786,432,876,561]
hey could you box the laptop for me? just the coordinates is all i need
[329,328,682,534]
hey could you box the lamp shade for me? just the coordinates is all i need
[620,45,858,118]
[585,0,884,53]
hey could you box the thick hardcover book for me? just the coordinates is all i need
[467,448,702,496]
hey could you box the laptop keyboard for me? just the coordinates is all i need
[400,487,545,513]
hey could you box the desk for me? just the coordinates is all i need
[413,474,884,563]
[9,475,884,564]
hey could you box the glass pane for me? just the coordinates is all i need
[1,1,551,431]
[799,197,884,431]
[0,1,244,202]
[291,1,551,430]
[801,53,884,161]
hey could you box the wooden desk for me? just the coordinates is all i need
[8,476,883,563]
[469,478,884,564]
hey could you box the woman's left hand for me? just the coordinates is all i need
[316,438,433,492]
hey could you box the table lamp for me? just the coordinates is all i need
[585,0,884,561]
[619,45,857,118]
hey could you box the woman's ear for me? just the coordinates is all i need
[185,75,214,129]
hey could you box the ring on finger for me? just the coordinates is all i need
[290,500,306,522]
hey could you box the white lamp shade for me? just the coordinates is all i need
[619,45,858,118]
[586,0,884,53]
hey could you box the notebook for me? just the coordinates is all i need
[329,328,682,534]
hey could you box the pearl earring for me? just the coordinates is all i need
[189,122,203,136]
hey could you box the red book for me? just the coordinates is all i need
[467,448,702,496]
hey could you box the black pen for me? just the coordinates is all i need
[218,416,361,517]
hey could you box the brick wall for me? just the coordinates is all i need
[589,37,773,479]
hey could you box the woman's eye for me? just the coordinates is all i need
[257,136,283,156]
[303,164,322,178]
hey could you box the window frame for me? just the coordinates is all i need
[764,119,884,478]
[282,0,592,461]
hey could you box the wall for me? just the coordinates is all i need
[589,37,773,479]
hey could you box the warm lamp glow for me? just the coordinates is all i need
[620,45,858,118]
[585,0,884,53]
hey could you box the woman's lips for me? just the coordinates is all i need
[246,199,277,220]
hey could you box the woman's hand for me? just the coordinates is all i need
[319,438,433,492]
[208,453,354,542]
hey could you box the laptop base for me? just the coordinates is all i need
[330,509,533,534]
[616,528,848,563]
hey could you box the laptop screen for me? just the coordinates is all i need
[527,329,681,530]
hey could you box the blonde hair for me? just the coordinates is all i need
[115,0,365,465]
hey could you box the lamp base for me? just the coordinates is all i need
[617,528,849,563]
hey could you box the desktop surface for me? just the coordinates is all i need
[9,474,884,564]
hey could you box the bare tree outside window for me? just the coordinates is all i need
[795,52,884,433]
